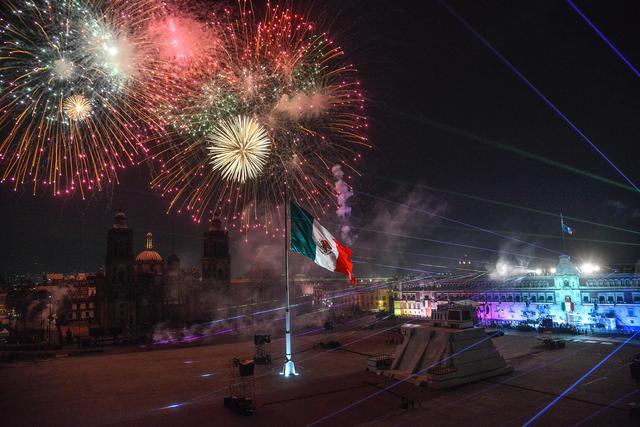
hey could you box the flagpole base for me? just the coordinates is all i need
[280,359,298,377]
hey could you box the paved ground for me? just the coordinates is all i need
[1,320,639,426]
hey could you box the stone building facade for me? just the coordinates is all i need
[98,211,232,339]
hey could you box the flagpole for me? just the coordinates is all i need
[560,212,565,254]
[282,190,297,377]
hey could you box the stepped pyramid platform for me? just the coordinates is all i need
[384,324,513,389]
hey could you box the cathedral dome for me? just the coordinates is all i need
[136,232,163,263]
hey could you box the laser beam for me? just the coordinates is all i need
[357,191,561,255]
[522,330,640,426]
[566,0,640,78]
[439,0,640,193]
[308,330,503,426]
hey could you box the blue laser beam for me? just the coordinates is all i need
[357,191,561,255]
[154,278,403,345]
[157,314,413,412]
[308,331,502,426]
[332,222,555,261]
[161,403,183,410]
[398,346,585,427]
[353,245,489,265]
[156,275,444,412]
[565,0,640,78]
[522,331,640,426]
[439,0,640,193]
[572,387,640,426]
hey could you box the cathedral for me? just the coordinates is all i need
[98,211,231,338]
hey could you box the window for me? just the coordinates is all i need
[515,295,521,302]
[448,311,461,321]
[531,296,537,303]
[583,295,590,303]
[547,294,554,303]
[634,294,640,303]
[616,294,624,303]
[599,295,605,303]
[607,296,614,304]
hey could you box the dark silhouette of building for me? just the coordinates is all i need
[201,218,231,283]
[106,211,133,287]
[133,232,164,331]
[97,211,234,339]
[101,212,166,338]
[102,211,135,335]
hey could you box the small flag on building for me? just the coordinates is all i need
[561,218,575,236]
[290,201,355,284]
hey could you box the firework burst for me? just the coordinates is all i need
[63,95,92,121]
[207,115,271,183]
[150,1,368,231]
[0,0,164,197]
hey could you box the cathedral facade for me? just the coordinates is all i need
[98,211,231,339]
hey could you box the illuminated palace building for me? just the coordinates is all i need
[394,255,640,330]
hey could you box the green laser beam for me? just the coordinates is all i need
[381,222,640,247]
[382,105,636,193]
[372,175,640,236]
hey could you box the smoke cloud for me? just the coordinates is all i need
[145,6,224,64]
[351,188,447,277]
[274,91,330,120]
[332,164,354,244]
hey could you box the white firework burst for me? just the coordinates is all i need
[53,58,75,80]
[206,116,271,183]
[63,95,92,121]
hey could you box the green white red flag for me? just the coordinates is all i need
[290,201,355,284]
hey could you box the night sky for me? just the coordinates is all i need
[1,0,639,277]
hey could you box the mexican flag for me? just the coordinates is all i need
[290,201,355,284]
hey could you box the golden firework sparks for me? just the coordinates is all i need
[63,95,93,121]
[206,116,271,183]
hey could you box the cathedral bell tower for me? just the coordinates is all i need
[201,217,231,282]
[106,210,134,286]
[102,210,135,332]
